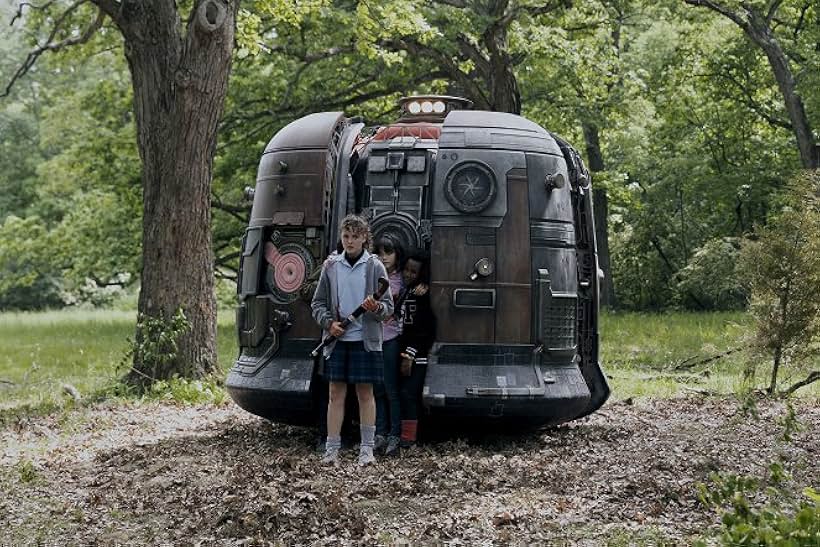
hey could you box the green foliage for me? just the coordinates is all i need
[0,27,139,310]
[50,191,140,306]
[674,237,748,311]
[17,460,39,484]
[696,465,820,546]
[735,385,760,420]
[738,172,820,393]
[778,401,803,442]
[144,376,227,405]
[0,106,42,219]
[0,215,62,309]
[2,0,819,317]
[0,309,238,411]
[121,309,191,381]
[605,8,799,310]
[215,277,239,311]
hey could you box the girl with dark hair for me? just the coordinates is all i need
[397,248,436,448]
[373,235,406,455]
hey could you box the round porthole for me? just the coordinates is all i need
[371,213,420,252]
[264,242,316,304]
[444,161,497,214]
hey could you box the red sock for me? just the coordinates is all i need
[401,420,418,442]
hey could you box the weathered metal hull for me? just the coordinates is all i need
[227,101,609,429]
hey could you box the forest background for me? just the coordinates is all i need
[2,0,817,315]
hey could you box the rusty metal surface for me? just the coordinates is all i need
[229,99,609,428]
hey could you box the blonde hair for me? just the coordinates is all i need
[339,214,372,251]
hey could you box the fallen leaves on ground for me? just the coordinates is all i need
[0,396,817,545]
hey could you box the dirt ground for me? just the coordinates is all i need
[1,396,817,545]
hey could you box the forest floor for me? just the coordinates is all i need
[1,396,817,545]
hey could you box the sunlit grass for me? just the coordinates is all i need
[1,308,816,411]
[600,310,819,400]
[601,311,749,368]
[0,308,238,410]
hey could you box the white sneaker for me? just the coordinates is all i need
[358,446,375,466]
[321,447,340,465]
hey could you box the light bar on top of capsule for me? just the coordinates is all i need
[405,99,446,116]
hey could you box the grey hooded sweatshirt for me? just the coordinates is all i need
[311,251,393,359]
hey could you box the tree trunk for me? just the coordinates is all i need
[489,62,521,115]
[118,0,238,384]
[747,15,818,169]
[768,345,782,395]
[684,1,818,169]
[583,122,617,309]
[485,0,521,115]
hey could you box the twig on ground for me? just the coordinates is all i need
[609,371,708,383]
[0,378,15,385]
[674,347,743,370]
[682,386,717,396]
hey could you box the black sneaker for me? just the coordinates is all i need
[385,435,401,456]
[374,434,387,453]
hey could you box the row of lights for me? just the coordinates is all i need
[407,99,447,115]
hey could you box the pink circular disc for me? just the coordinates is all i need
[274,253,306,292]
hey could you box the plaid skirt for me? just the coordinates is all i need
[325,340,383,384]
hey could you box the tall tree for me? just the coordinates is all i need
[683,0,818,169]
[3,0,239,383]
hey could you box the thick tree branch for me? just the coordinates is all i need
[779,370,820,396]
[3,2,104,98]
[428,0,466,7]
[215,251,240,277]
[219,68,449,152]
[791,2,809,41]
[765,0,784,25]
[713,68,792,130]
[650,236,679,274]
[503,0,568,28]
[384,37,490,108]
[456,34,491,77]
[683,0,745,28]
[11,1,58,25]
[211,196,250,223]
[525,0,572,17]
[217,251,241,264]
[88,0,122,27]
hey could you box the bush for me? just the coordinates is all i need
[675,237,748,311]
[120,308,191,386]
[0,215,62,310]
[611,228,676,310]
[144,376,226,405]
[696,464,820,546]
[738,171,820,395]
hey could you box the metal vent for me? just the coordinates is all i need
[453,288,495,309]
[542,295,577,350]
[535,268,577,351]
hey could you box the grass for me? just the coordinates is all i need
[0,308,237,411]
[600,310,819,400]
[0,309,816,413]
